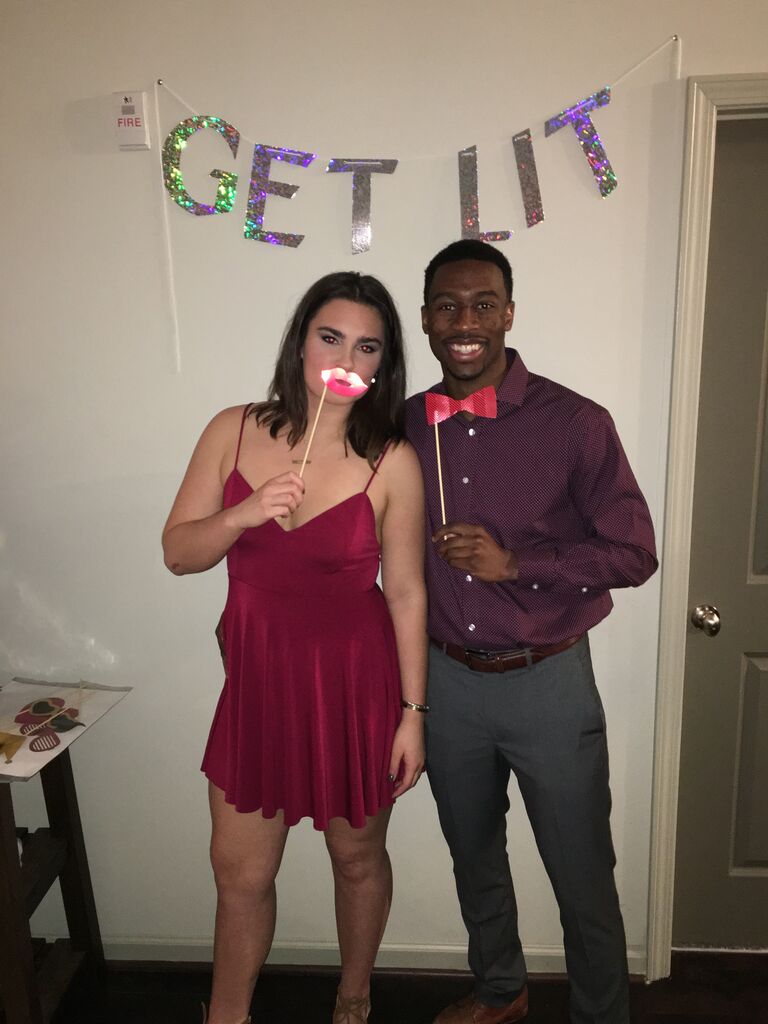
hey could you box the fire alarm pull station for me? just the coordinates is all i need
[114,91,150,150]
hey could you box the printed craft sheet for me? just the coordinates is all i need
[0,677,130,781]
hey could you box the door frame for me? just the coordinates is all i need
[647,73,768,982]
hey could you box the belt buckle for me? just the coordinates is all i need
[476,650,513,673]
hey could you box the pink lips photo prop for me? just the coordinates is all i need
[321,367,369,398]
[298,367,371,478]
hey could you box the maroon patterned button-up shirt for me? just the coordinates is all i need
[405,349,658,649]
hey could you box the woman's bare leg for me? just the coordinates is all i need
[207,783,289,1024]
[325,808,393,1002]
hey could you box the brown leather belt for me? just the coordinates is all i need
[432,634,583,673]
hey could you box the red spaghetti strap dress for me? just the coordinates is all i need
[201,408,402,829]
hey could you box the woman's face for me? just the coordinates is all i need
[302,299,385,404]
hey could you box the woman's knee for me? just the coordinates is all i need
[326,836,388,885]
[210,843,280,900]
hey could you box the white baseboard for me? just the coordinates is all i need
[98,938,647,976]
[671,944,768,954]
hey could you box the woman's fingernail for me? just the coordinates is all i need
[387,773,395,782]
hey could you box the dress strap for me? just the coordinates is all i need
[363,441,392,494]
[233,404,253,472]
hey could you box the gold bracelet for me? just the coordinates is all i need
[401,699,429,714]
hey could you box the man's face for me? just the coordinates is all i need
[421,259,514,393]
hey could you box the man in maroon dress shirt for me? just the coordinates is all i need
[405,240,657,1024]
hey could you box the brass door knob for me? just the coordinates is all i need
[691,604,721,637]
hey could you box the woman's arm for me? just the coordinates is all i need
[379,442,428,796]
[162,406,304,575]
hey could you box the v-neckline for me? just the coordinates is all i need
[228,468,374,535]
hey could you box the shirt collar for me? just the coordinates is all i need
[498,348,528,408]
[425,348,528,409]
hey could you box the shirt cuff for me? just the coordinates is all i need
[513,547,606,597]
[514,547,558,591]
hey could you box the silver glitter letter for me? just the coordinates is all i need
[162,116,240,216]
[544,88,617,198]
[511,130,544,228]
[245,144,317,247]
[457,146,512,242]
[326,158,398,254]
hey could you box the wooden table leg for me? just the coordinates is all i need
[0,782,45,1024]
[40,750,104,967]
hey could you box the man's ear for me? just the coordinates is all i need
[421,305,430,335]
[505,300,515,332]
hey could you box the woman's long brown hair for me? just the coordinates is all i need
[252,272,406,466]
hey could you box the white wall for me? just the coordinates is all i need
[2,0,767,973]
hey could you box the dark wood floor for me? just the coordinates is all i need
[47,952,768,1024]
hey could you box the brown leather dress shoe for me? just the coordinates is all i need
[433,985,528,1024]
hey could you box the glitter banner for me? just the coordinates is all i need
[244,144,317,246]
[458,145,512,242]
[326,158,398,254]
[512,130,544,228]
[544,88,617,198]
[162,116,240,215]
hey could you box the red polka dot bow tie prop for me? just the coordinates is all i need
[424,386,498,524]
[424,386,498,425]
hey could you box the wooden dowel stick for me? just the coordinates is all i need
[434,421,446,526]
[299,384,328,479]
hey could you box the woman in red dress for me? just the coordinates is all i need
[163,272,427,1024]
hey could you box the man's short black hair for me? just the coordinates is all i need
[423,239,513,305]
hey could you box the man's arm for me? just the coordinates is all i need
[516,406,657,590]
[435,406,657,590]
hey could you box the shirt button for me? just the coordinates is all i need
[532,583,539,590]
[468,623,476,632]
[462,477,469,484]
[468,428,476,436]
[465,574,473,582]
[581,586,588,593]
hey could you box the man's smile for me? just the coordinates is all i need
[445,339,486,359]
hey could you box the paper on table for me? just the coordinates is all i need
[0,677,130,782]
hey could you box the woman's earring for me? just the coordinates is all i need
[369,376,376,384]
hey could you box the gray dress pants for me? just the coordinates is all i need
[425,637,629,1024]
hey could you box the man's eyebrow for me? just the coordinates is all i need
[429,290,501,302]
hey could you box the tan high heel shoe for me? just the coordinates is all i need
[201,1004,251,1024]
[332,990,371,1024]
